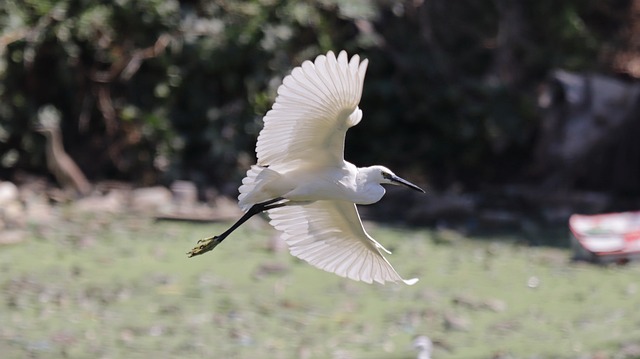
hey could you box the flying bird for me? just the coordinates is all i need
[188,50,424,285]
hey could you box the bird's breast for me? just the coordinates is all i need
[351,184,385,205]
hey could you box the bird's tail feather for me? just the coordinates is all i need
[238,165,281,212]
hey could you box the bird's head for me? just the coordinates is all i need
[364,165,425,193]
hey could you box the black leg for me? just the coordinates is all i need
[187,198,286,257]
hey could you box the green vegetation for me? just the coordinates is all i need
[0,0,633,190]
[2,213,639,358]
[2,2,639,357]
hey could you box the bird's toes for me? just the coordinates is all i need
[186,236,221,257]
[196,237,210,244]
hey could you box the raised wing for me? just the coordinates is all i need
[267,200,418,285]
[256,50,368,170]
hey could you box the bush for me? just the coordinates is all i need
[0,0,631,193]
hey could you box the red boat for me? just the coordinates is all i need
[569,212,640,263]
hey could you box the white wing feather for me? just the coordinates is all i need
[255,51,368,170]
[267,200,418,285]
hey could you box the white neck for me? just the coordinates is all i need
[353,167,386,205]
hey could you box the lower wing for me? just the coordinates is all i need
[267,200,418,285]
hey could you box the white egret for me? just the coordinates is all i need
[188,50,424,285]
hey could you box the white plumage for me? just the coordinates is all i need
[254,50,366,170]
[189,50,423,285]
[268,201,416,285]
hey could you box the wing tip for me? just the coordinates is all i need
[403,277,419,286]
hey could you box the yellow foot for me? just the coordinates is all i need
[187,236,222,257]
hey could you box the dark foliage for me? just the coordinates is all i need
[0,0,635,194]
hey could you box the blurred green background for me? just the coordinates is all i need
[1,0,638,195]
[2,1,640,358]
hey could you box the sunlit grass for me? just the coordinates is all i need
[1,211,639,358]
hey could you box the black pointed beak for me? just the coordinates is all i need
[390,175,425,193]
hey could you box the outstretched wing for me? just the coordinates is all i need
[256,50,368,170]
[267,200,418,285]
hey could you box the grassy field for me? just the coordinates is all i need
[1,209,640,359]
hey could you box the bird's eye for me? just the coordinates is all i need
[381,171,392,179]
